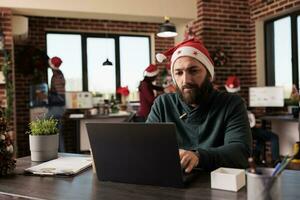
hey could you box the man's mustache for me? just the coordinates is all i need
[182,84,198,89]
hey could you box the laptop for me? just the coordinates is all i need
[86,122,199,188]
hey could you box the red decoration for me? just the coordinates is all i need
[117,86,130,97]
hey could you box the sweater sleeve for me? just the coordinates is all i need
[197,97,252,170]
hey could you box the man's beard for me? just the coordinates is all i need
[177,76,213,105]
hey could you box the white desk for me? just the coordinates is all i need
[70,112,134,152]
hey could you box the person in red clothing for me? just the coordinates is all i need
[46,56,66,152]
[137,64,164,121]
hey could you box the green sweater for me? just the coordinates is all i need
[146,90,252,170]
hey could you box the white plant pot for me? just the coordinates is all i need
[29,134,59,162]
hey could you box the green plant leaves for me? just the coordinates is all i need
[28,118,58,135]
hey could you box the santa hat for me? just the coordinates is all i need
[225,76,241,93]
[49,56,63,70]
[156,38,214,80]
[143,64,159,77]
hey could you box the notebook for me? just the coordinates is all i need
[86,122,199,188]
[25,156,92,176]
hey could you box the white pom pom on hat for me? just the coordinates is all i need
[225,76,241,93]
[143,64,159,77]
[155,53,167,63]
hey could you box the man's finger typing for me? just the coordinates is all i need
[179,149,199,173]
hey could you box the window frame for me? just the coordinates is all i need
[264,10,300,89]
[46,31,152,97]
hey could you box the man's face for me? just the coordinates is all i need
[173,56,212,105]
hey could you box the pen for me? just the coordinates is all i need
[179,113,187,119]
[273,156,293,177]
[271,162,281,176]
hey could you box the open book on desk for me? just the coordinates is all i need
[25,156,92,176]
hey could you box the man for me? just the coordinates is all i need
[137,64,164,121]
[147,38,252,172]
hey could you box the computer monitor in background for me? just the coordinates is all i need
[65,92,93,109]
[249,86,284,107]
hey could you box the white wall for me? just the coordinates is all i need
[1,0,196,43]
[0,0,196,23]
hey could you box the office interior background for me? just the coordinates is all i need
[0,0,299,159]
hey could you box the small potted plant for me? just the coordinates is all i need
[27,117,59,161]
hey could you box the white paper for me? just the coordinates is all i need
[25,156,92,176]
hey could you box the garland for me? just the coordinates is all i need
[0,106,16,176]
[1,50,13,120]
[213,48,228,67]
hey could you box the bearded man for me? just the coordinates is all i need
[146,38,252,172]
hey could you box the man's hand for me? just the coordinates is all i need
[179,149,200,173]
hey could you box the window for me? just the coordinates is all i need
[87,37,116,98]
[265,11,300,92]
[298,16,300,87]
[274,17,292,86]
[120,36,150,101]
[46,33,151,101]
[46,33,82,91]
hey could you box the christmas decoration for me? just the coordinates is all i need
[1,51,13,120]
[117,86,130,97]
[213,48,228,67]
[117,86,130,110]
[0,107,16,176]
[156,38,215,79]
[183,22,195,41]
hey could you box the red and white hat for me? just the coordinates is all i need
[144,64,159,77]
[156,38,214,79]
[49,56,63,70]
[225,76,240,93]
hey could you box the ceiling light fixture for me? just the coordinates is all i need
[102,58,113,66]
[102,22,113,66]
[157,16,178,38]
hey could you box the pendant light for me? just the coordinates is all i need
[157,16,178,38]
[102,22,113,66]
[102,58,113,66]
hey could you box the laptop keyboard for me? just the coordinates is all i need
[182,169,199,183]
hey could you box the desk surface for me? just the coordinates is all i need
[69,111,134,120]
[0,155,299,200]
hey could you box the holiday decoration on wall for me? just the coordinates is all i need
[212,48,228,67]
[0,107,16,176]
[1,50,13,120]
[15,46,49,83]
[183,21,195,41]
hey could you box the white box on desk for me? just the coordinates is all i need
[211,167,245,192]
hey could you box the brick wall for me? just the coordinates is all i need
[0,8,16,155]
[250,0,300,20]
[195,0,254,101]
[14,16,174,156]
